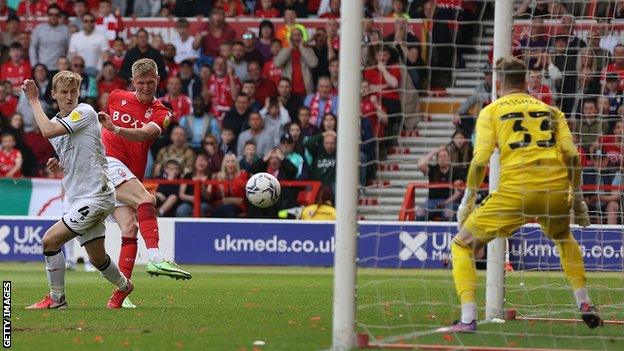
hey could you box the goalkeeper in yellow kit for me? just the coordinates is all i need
[441,56,603,333]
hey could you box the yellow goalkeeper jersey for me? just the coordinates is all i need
[468,92,578,190]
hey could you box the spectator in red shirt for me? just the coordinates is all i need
[208,56,241,119]
[219,0,247,17]
[255,0,280,18]
[604,44,624,89]
[274,28,319,98]
[590,120,624,168]
[97,61,126,95]
[363,45,401,154]
[0,133,22,178]
[193,7,236,61]
[17,0,48,17]
[21,123,54,176]
[527,68,553,105]
[160,76,192,123]
[361,80,387,140]
[0,83,18,119]
[162,43,180,83]
[363,45,401,118]
[108,37,126,71]
[95,0,124,44]
[262,40,284,86]
[248,60,277,105]
[319,0,340,18]
[1,42,32,95]
[212,153,249,218]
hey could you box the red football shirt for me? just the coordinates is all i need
[159,94,192,123]
[528,85,553,106]
[1,61,32,91]
[597,135,624,155]
[363,67,401,100]
[109,54,125,71]
[97,78,126,95]
[17,1,48,16]
[262,60,283,86]
[255,78,277,104]
[0,148,22,177]
[290,49,305,95]
[22,131,54,166]
[255,8,280,18]
[208,74,240,116]
[361,96,386,138]
[103,89,173,180]
[0,95,18,118]
[604,63,624,90]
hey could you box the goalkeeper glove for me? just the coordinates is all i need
[573,192,591,227]
[457,189,476,230]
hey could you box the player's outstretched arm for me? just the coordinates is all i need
[98,111,160,142]
[21,80,68,139]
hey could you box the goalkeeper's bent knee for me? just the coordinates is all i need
[451,237,477,304]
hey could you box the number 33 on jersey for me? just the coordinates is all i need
[474,92,575,182]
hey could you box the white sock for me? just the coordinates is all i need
[461,303,477,324]
[44,249,65,301]
[574,288,590,308]
[63,240,75,264]
[147,248,164,263]
[95,255,129,291]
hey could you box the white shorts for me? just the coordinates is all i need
[62,194,115,246]
[106,156,136,207]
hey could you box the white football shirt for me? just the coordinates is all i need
[50,103,114,202]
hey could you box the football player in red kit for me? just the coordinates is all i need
[97,58,191,308]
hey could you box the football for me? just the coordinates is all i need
[245,172,281,208]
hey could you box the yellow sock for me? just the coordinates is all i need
[555,233,587,291]
[451,238,477,304]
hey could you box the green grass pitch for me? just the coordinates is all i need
[2,263,622,350]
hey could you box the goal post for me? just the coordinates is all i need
[331,0,363,349]
[485,0,513,322]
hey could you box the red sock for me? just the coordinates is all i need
[119,237,138,279]
[137,202,159,249]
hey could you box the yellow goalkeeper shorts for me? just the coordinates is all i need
[463,184,571,242]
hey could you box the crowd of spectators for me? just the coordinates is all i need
[417,1,624,224]
[0,0,431,219]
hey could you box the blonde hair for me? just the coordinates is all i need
[495,56,526,90]
[216,153,240,180]
[52,71,82,91]
[131,58,158,78]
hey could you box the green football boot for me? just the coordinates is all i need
[146,260,192,280]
